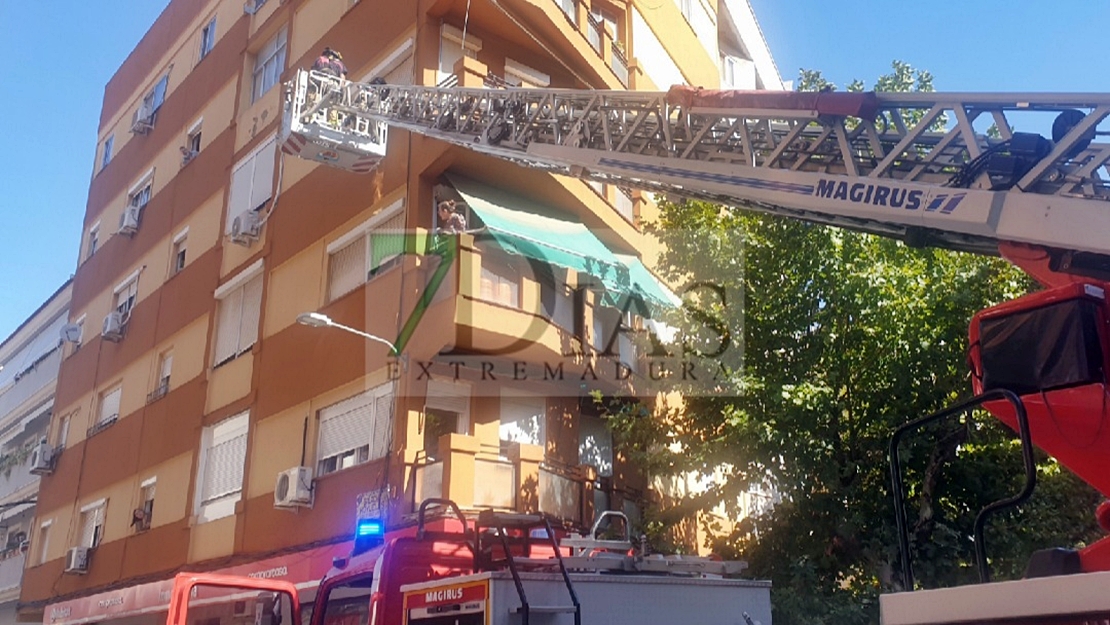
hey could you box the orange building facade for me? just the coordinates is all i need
[21,0,781,621]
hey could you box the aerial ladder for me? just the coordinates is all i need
[282,70,1110,624]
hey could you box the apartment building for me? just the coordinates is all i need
[21,0,780,621]
[0,281,71,625]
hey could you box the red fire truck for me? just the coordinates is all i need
[272,71,1110,624]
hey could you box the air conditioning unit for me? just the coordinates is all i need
[29,439,55,476]
[131,104,154,134]
[64,546,90,574]
[274,466,313,508]
[102,311,126,342]
[118,207,141,236]
[230,210,262,246]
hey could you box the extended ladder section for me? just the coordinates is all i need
[475,511,581,625]
[281,69,1110,264]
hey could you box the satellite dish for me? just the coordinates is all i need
[60,323,82,344]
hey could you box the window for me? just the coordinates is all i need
[36,521,51,565]
[539,269,576,330]
[423,381,470,460]
[136,73,169,129]
[326,203,405,301]
[57,414,71,448]
[114,273,139,317]
[171,228,188,274]
[149,351,172,401]
[100,136,114,171]
[86,223,100,260]
[499,391,545,448]
[183,120,202,165]
[97,385,122,427]
[316,383,393,476]
[199,16,217,60]
[78,500,106,548]
[252,29,287,102]
[213,265,264,366]
[437,24,481,84]
[578,414,613,477]
[226,135,276,228]
[504,58,550,88]
[721,55,755,90]
[480,255,520,308]
[128,174,153,214]
[196,412,249,522]
[134,479,156,531]
[361,38,414,86]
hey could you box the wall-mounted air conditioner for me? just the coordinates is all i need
[102,311,126,342]
[230,210,262,246]
[29,439,55,475]
[131,104,154,134]
[64,546,90,574]
[118,207,141,236]
[274,466,313,508]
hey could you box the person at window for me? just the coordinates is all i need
[437,200,467,234]
[312,47,348,79]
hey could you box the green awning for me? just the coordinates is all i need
[614,254,681,308]
[449,176,678,315]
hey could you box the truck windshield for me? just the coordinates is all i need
[316,579,374,625]
[181,585,297,625]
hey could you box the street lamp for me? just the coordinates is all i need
[296,312,399,355]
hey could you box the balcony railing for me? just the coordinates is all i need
[410,460,444,509]
[474,456,516,508]
[539,462,584,525]
[611,47,629,87]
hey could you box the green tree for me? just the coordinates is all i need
[611,63,1103,625]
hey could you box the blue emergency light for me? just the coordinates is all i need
[357,519,384,537]
[353,518,385,555]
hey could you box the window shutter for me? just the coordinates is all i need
[238,274,264,353]
[227,159,253,226]
[426,380,469,414]
[317,392,376,462]
[249,138,277,211]
[371,392,394,460]
[328,236,367,301]
[214,288,243,365]
[201,415,248,503]
[80,508,102,548]
[369,211,405,273]
[385,54,414,85]
[159,354,173,383]
[99,387,122,423]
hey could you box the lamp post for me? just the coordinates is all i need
[296,312,399,356]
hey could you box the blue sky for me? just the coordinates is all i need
[1,1,1108,339]
[0,2,170,340]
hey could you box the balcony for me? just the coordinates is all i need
[0,552,25,592]
[405,435,606,527]
[0,347,61,418]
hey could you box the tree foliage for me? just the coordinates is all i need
[613,63,1104,625]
